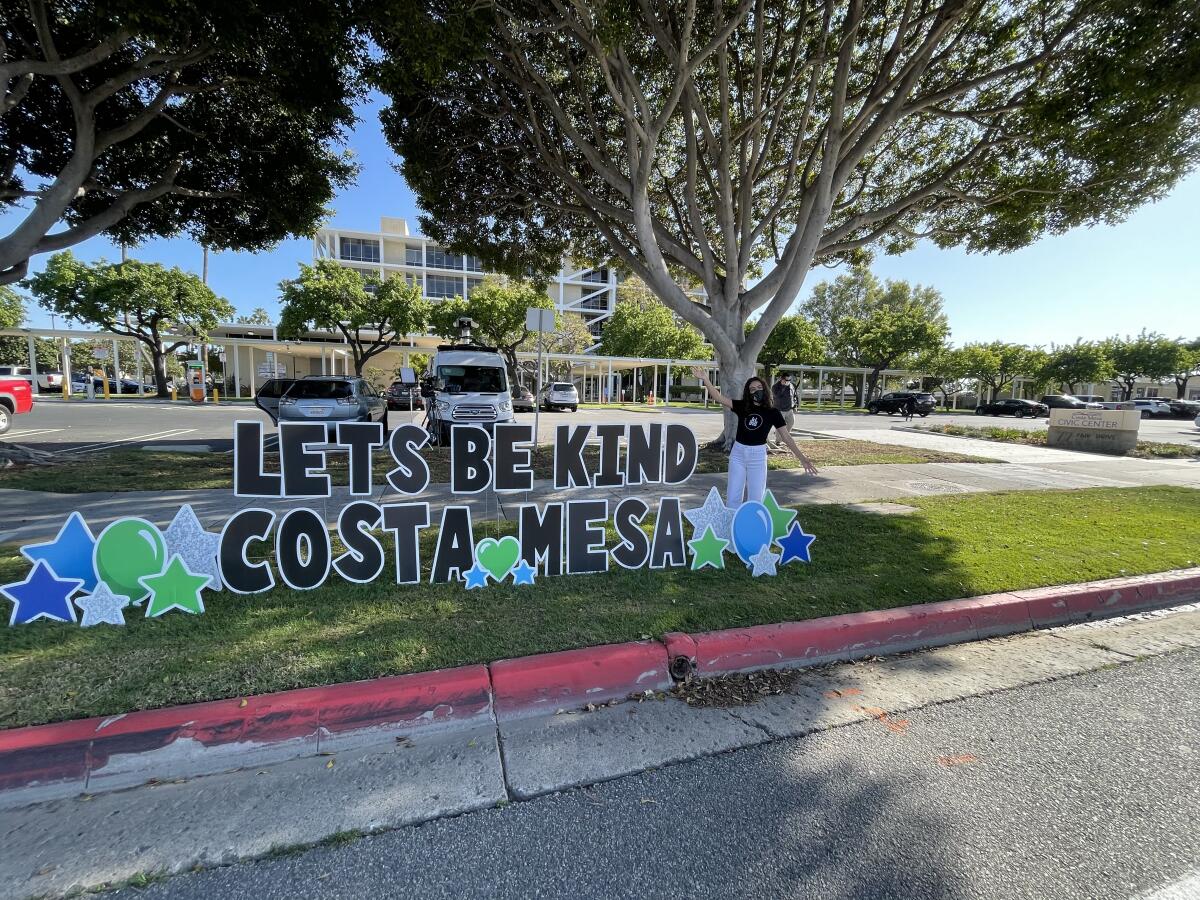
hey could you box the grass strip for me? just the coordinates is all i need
[1,485,1196,729]
[916,423,1200,459]
[0,440,994,494]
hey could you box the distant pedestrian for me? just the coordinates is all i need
[769,372,798,449]
[902,394,918,421]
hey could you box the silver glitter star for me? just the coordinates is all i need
[684,486,735,542]
[163,504,223,591]
[75,582,129,626]
[749,545,780,578]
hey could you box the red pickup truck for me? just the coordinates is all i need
[0,376,33,435]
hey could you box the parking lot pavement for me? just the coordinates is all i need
[6,397,1198,453]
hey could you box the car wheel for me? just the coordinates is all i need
[570,406,577,413]
[1015,409,1025,418]
[974,407,985,416]
[918,412,928,418]
[1140,410,1150,419]
[0,406,9,435]
[867,405,879,415]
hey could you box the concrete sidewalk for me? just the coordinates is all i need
[3,445,1199,544]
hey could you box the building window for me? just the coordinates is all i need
[467,277,485,296]
[464,255,485,273]
[426,247,464,271]
[405,245,423,266]
[340,237,380,263]
[582,268,608,283]
[1190,389,1200,400]
[1135,388,1145,398]
[1146,388,1159,398]
[426,274,463,299]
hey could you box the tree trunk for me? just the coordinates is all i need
[865,370,882,403]
[717,354,755,451]
[151,349,169,398]
[1176,376,1190,399]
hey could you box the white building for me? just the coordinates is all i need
[314,217,617,342]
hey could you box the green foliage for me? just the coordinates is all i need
[1,0,364,283]
[0,286,23,329]
[1169,339,1200,399]
[751,315,825,380]
[598,277,707,361]
[236,308,274,326]
[1104,331,1190,400]
[1039,341,1114,394]
[916,345,970,406]
[278,261,430,375]
[803,266,948,400]
[23,251,233,394]
[958,342,1038,401]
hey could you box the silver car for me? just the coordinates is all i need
[264,377,388,434]
[540,381,579,412]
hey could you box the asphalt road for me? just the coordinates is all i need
[7,397,1200,452]
[128,650,1200,900]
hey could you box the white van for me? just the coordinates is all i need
[422,342,514,445]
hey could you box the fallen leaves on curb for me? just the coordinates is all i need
[855,705,910,734]
[672,669,800,708]
[824,688,864,699]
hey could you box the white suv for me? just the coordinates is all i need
[540,381,579,412]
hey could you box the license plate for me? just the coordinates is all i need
[304,406,330,417]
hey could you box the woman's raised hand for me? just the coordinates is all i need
[690,366,706,381]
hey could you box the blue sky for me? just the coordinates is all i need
[7,92,1199,345]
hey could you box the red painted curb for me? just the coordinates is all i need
[0,665,491,796]
[2,568,1197,800]
[490,640,671,722]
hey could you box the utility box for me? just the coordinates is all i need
[187,361,206,404]
[1046,403,1140,455]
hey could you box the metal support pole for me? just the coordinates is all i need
[137,344,144,395]
[653,364,659,403]
[817,370,824,408]
[533,334,544,449]
[861,372,867,407]
[61,338,72,399]
[26,334,39,395]
[665,360,673,406]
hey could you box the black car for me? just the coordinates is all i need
[385,381,424,412]
[866,391,936,417]
[1165,399,1200,419]
[975,398,1048,418]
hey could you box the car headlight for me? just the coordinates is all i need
[436,399,450,412]
[499,399,512,412]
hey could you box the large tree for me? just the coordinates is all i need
[1038,340,1114,395]
[915,344,969,409]
[1169,338,1200,400]
[278,261,430,377]
[24,251,232,395]
[428,276,551,384]
[959,341,1035,403]
[372,0,1200,426]
[236,308,273,326]
[753,314,825,383]
[1,0,363,284]
[803,266,947,403]
[0,283,23,328]
[1104,332,1187,401]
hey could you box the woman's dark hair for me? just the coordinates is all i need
[742,377,772,409]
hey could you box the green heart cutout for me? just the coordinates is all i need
[475,536,521,582]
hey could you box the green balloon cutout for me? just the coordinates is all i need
[94,518,167,603]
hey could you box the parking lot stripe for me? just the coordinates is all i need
[64,428,198,455]
[6,428,65,438]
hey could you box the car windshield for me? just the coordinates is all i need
[439,365,505,393]
[289,380,353,400]
[551,383,574,391]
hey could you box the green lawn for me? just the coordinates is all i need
[1,485,1196,729]
[916,423,1200,459]
[0,440,994,494]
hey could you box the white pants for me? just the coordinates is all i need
[727,441,768,507]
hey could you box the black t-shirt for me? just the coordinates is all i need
[731,399,785,446]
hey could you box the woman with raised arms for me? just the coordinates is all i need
[691,367,818,507]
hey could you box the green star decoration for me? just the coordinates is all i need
[688,526,728,571]
[140,554,211,618]
[762,490,798,541]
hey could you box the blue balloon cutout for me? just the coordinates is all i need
[731,502,773,564]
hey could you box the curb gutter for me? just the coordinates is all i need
[3,567,1198,807]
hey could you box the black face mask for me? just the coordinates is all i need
[751,389,765,404]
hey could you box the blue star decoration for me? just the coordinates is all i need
[2,560,84,626]
[511,560,537,586]
[20,511,98,593]
[462,563,490,590]
[777,522,816,564]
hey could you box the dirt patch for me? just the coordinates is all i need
[671,669,801,708]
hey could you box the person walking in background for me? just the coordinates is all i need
[902,393,918,421]
[770,372,797,449]
[692,367,818,507]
